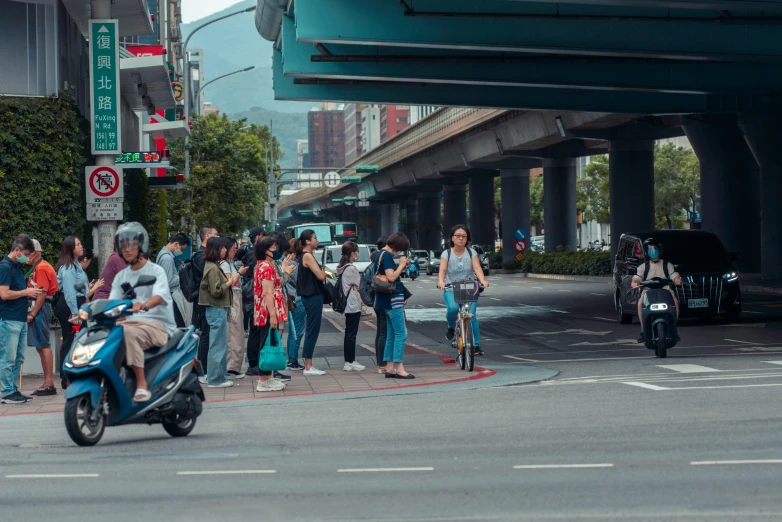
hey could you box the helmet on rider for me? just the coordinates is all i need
[115,222,150,266]
[642,238,663,261]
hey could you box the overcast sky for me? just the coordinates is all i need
[182,0,245,23]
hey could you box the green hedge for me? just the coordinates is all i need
[491,249,612,276]
[0,95,90,261]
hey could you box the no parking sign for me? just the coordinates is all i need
[85,166,124,221]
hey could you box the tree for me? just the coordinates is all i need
[654,143,700,229]
[577,155,610,224]
[168,115,280,236]
[530,173,544,229]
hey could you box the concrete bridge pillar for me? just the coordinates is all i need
[543,158,578,252]
[443,184,467,238]
[739,111,782,280]
[404,199,419,248]
[609,140,655,260]
[500,169,530,262]
[683,114,761,274]
[380,203,399,236]
[469,175,496,248]
[365,204,382,244]
[417,191,442,251]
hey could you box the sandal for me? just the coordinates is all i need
[32,384,57,396]
[133,388,152,403]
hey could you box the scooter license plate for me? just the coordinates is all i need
[688,298,709,308]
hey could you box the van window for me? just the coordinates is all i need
[617,239,628,260]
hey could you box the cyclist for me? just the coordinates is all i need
[436,225,489,356]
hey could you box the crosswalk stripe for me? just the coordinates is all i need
[762,360,782,366]
[656,364,721,373]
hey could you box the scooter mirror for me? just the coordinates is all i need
[628,267,638,276]
[135,275,157,288]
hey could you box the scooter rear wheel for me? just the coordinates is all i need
[162,416,197,437]
[64,394,105,447]
[655,322,668,359]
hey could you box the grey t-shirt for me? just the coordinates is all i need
[441,248,478,285]
[109,261,176,333]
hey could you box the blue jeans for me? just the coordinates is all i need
[205,307,229,385]
[0,319,27,397]
[286,301,306,362]
[383,308,407,363]
[444,290,481,346]
[301,294,323,360]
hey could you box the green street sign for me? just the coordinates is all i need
[299,210,314,216]
[89,20,121,155]
[341,176,362,183]
[343,196,357,202]
[331,198,344,204]
[356,165,379,174]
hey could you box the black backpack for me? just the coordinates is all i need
[179,260,199,303]
[330,268,352,314]
[359,262,375,307]
[642,259,670,280]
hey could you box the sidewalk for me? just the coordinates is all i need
[0,311,493,417]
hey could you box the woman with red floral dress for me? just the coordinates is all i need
[253,236,293,392]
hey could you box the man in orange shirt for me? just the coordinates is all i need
[26,239,58,396]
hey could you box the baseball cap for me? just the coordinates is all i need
[32,239,42,252]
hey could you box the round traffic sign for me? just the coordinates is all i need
[515,240,527,252]
[514,228,528,241]
[89,166,121,197]
[324,171,341,188]
[358,190,369,201]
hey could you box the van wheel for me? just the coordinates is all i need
[617,292,633,324]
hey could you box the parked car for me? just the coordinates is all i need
[320,244,372,277]
[472,245,491,276]
[613,230,742,324]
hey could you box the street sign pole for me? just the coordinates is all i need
[89,0,119,274]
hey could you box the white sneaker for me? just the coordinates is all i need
[198,376,207,384]
[303,367,327,376]
[350,362,366,371]
[268,378,287,388]
[256,379,285,392]
[343,362,357,371]
[227,371,246,380]
[207,380,234,388]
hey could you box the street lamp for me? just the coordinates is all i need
[196,66,255,116]
[183,5,256,179]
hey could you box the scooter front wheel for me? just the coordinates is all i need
[64,394,105,447]
[655,322,668,359]
[163,416,197,438]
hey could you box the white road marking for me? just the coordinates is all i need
[593,317,618,323]
[513,464,614,469]
[490,298,502,301]
[720,323,766,328]
[725,339,756,344]
[590,293,607,296]
[177,470,277,476]
[656,364,721,373]
[668,383,782,390]
[360,343,376,354]
[435,303,446,307]
[763,361,782,366]
[503,355,539,362]
[531,287,545,290]
[552,310,570,314]
[621,382,670,391]
[6,474,100,479]
[337,467,434,473]
[517,303,532,307]
[526,329,611,337]
[416,286,424,289]
[558,290,573,293]
[569,339,638,347]
[743,311,764,315]
[691,460,782,466]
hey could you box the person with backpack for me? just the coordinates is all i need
[284,238,306,371]
[437,225,490,356]
[189,225,218,373]
[295,229,328,376]
[155,232,190,328]
[631,237,682,342]
[336,242,365,372]
[376,232,413,379]
[363,236,388,373]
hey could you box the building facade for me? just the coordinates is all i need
[308,109,346,169]
[361,106,381,155]
[380,105,410,142]
[344,103,368,165]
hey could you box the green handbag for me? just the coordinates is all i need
[259,328,287,372]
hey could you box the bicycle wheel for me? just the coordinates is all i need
[456,321,466,370]
[463,321,475,372]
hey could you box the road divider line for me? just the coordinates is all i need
[177,470,277,475]
[621,382,670,391]
[337,467,434,473]
[503,355,540,362]
[762,361,782,366]
[725,339,756,344]
[593,317,617,323]
[691,460,782,466]
[5,474,100,479]
[513,464,614,469]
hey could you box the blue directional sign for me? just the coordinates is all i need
[515,228,528,241]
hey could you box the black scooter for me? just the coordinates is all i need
[634,277,680,358]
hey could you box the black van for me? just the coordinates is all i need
[613,230,742,323]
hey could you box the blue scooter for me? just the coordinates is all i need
[404,254,419,281]
[62,276,205,446]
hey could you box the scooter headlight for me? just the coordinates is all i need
[102,304,127,318]
[70,339,107,367]
[650,303,669,311]
[723,271,739,282]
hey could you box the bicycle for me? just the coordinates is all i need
[445,280,483,372]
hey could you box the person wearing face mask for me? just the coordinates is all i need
[156,233,191,328]
[0,235,46,404]
[54,235,89,390]
[631,238,683,342]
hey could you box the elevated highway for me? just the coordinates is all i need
[259,0,782,279]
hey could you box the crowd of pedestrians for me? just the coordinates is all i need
[0,224,419,405]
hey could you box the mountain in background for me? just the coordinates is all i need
[182,2,315,165]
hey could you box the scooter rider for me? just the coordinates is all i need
[109,222,176,403]
[631,238,682,342]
